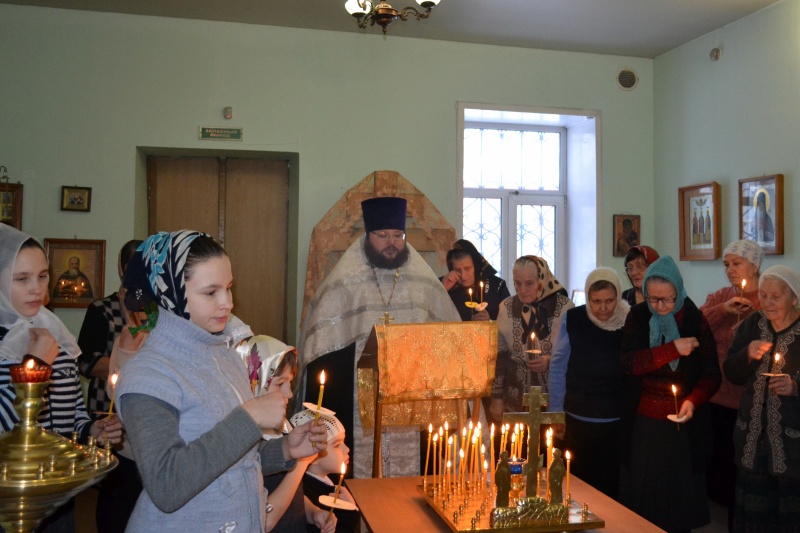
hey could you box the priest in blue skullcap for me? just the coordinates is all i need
[298,196,459,478]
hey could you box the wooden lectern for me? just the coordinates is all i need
[357,321,497,477]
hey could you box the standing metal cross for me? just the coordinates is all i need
[502,386,565,468]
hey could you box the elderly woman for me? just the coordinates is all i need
[621,245,660,306]
[489,255,573,423]
[699,239,763,521]
[549,267,630,499]
[620,256,720,532]
[724,265,800,532]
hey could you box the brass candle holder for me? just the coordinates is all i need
[0,380,118,532]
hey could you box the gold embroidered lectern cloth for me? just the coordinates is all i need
[358,321,497,428]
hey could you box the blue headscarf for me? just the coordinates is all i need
[642,256,687,366]
[129,230,207,320]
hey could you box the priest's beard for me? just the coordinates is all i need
[364,239,410,270]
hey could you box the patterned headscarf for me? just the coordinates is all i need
[515,255,566,302]
[513,255,567,340]
[642,256,687,369]
[722,239,764,269]
[584,267,630,331]
[131,231,207,320]
[0,224,80,362]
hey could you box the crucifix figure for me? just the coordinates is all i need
[502,386,565,497]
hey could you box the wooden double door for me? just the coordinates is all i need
[147,156,289,340]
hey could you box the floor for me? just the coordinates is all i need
[73,489,730,533]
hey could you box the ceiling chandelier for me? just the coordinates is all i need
[344,0,441,34]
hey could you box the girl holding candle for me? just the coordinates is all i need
[724,265,800,532]
[619,256,720,532]
[699,239,763,525]
[115,231,327,532]
[0,224,124,532]
[291,409,359,533]
[490,256,573,423]
[245,337,336,533]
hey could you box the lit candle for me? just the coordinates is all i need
[326,462,347,523]
[565,450,571,501]
[447,435,453,487]
[672,384,680,431]
[511,433,516,461]
[107,373,118,420]
[490,423,495,490]
[774,352,784,374]
[500,424,506,453]
[479,281,484,304]
[438,426,444,486]
[424,424,432,483]
[313,371,326,447]
[483,459,489,491]
[528,332,536,351]
[737,279,747,323]
[468,288,473,303]
[459,448,465,486]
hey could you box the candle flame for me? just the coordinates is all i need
[459,449,464,458]
[340,462,346,475]
[428,423,433,433]
[25,359,34,370]
[319,370,325,385]
[433,433,438,443]
[484,459,488,469]
[565,451,571,460]
[469,288,472,296]
[480,281,484,288]
[546,427,552,438]
[444,421,448,431]
[491,423,495,435]
[448,435,453,444]
[742,279,747,288]
[462,427,467,437]
[439,426,443,436]
[672,384,677,394]
[110,373,118,386]
[481,444,486,453]
[469,420,474,430]
[530,332,535,341]
[775,353,782,363]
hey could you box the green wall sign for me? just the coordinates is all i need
[199,127,243,141]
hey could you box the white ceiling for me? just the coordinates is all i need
[2,0,781,58]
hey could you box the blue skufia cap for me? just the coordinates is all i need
[361,197,407,233]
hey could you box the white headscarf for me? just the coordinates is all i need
[584,267,630,331]
[760,265,800,303]
[0,225,81,363]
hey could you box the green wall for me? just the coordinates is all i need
[654,0,799,303]
[1,5,654,340]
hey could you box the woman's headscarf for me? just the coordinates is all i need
[623,245,660,285]
[722,239,763,270]
[122,230,207,320]
[449,239,498,279]
[760,265,800,303]
[642,256,688,370]
[584,267,630,331]
[0,224,80,363]
[512,255,567,339]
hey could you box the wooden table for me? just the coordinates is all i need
[346,475,665,533]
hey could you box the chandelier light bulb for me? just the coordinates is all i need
[345,0,371,15]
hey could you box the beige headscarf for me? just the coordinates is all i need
[584,267,630,331]
[0,224,80,363]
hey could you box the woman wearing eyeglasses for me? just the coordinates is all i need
[621,245,660,306]
[619,255,720,533]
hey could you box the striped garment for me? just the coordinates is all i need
[0,326,92,437]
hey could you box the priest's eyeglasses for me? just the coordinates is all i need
[647,295,677,306]
[370,231,406,242]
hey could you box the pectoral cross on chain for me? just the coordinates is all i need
[380,311,394,325]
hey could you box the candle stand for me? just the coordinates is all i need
[0,381,117,532]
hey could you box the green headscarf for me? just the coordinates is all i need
[642,256,687,354]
